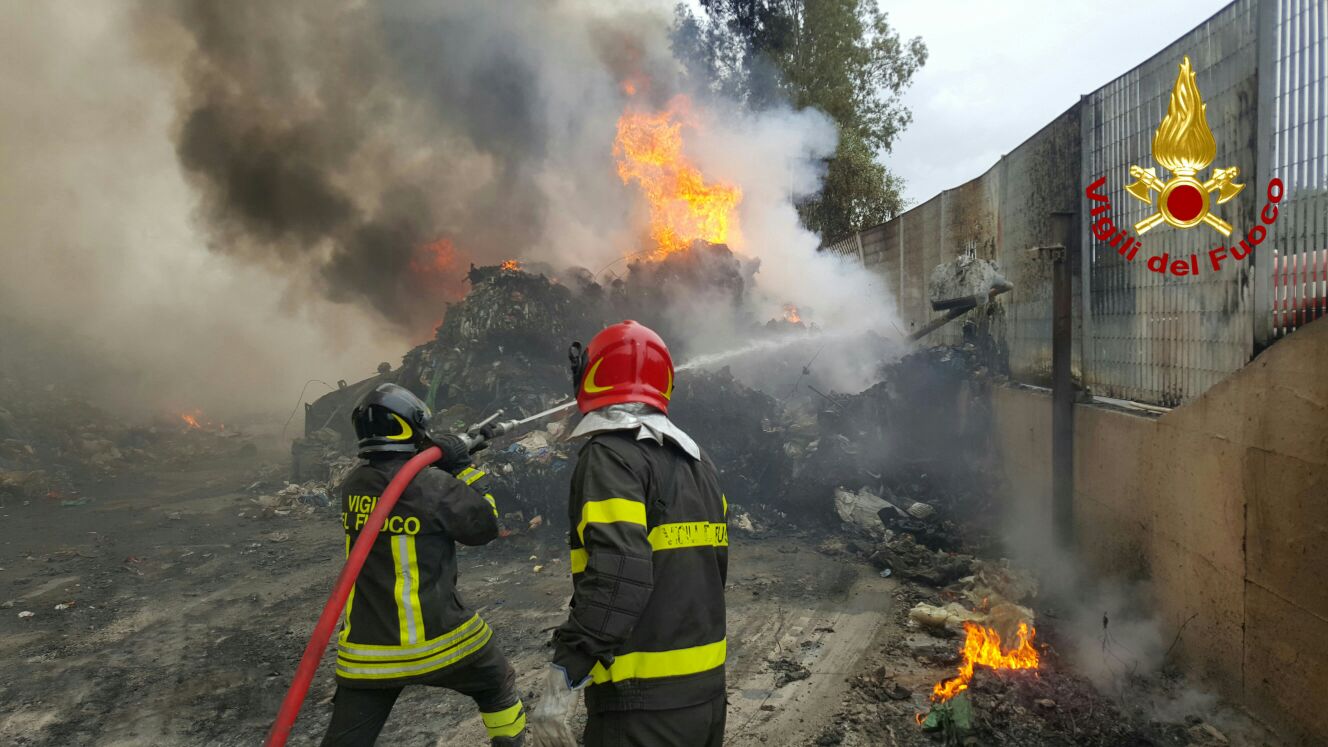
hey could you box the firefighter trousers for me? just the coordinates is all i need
[320,638,525,746]
[584,693,726,747]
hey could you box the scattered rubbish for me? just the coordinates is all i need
[910,602,986,633]
[878,492,935,520]
[263,532,291,543]
[532,565,544,573]
[54,601,75,610]
[879,568,892,578]
[527,515,543,530]
[251,481,336,516]
[919,690,973,732]
[1188,722,1229,745]
[514,431,550,453]
[732,510,755,533]
[61,497,93,507]
[18,610,34,618]
[963,559,1039,605]
[869,534,973,586]
[769,657,812,688]
[849,667,912,702]
[833,487,891,533]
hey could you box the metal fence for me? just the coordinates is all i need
[1258,0,1328,341]
[826,0,1326,407]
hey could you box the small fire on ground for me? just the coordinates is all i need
[918,621,1040,722]
[180,409,211,427]
[501,259,522,271]
[782,304,802,324]
[178,409,221,431]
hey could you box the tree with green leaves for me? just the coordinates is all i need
[674,0,927,240]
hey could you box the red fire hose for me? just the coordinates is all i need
[264,445,443,747]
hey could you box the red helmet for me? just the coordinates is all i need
[570,320,674,414]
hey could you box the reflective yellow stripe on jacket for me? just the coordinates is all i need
[588,639,726,684]
[336,614,492,680]
[459,467,499,518]
[571,520,726,574]
[480,701,527,739]
[341,535,355,642]
[576,498,647,543]
[391,534,425,644]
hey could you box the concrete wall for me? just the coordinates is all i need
[988,317,1328,744]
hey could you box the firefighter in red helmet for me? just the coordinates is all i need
[528,321,730,747]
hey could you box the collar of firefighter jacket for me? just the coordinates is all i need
[570,402,701,461]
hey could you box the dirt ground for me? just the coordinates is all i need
[0,436,1288,746]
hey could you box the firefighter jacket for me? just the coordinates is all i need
[335,455,501,688]
[552,430,729,714]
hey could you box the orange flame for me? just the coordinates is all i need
[180,412,201,429]
[613,95,742,258]
[501,259,521,271]
[408,238,469,301]
[782,304,802,324]
[931,622,1040,702]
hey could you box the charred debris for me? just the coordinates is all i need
[294,244,988,535]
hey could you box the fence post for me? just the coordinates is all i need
[1253,0,1276,350]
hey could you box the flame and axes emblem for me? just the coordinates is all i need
[1126,56,1244,236]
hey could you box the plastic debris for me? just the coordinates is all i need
[833,487,891,533]
[909,602,986,632]
[920,691,973,732]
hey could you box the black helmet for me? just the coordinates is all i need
[351,383,432,456]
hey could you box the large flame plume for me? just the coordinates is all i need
[1153,56,1216,174]
[408,239,470,302]
[930,622,1040,702]
[613,95,742,258]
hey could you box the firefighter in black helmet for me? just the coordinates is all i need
[322,383,526,746]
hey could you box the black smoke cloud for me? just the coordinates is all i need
[155,0,671,333]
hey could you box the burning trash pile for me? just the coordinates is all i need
[296,247,829,525]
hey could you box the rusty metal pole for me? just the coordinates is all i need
[1048,210,1077,549]
[1051,246,1074,548]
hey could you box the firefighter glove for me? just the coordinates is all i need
[432,434,473,473]
[528,663,580,747]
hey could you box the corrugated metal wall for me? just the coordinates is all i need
[823,0,1324,407]
[1259,0,1328,341]
[1083,0,1259,406]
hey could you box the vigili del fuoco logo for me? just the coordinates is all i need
[1084,56,1284,276]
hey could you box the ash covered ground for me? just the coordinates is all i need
[0,253,1284,746]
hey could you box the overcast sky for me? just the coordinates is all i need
[883,0,1235,206]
